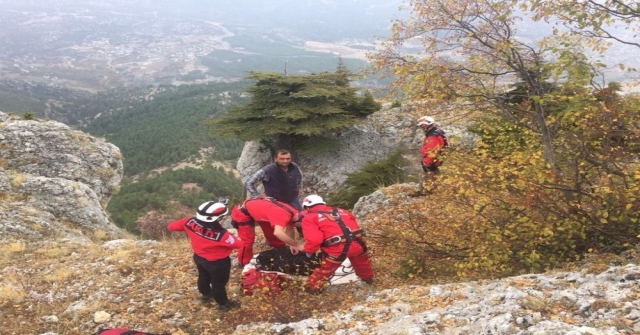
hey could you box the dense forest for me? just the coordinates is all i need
[83,82,248,176]
[107,165,242,233]
[55,82,251,232]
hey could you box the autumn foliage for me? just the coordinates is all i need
[367,0,640,280]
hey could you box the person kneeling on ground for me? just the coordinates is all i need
[300,195,374,293]
[167,200,241,312]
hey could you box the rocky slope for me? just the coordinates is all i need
[234,262,640,335]
[0,111,125,242]
[236,103,475,195]
[2,236,639,335]
[4,106,640,335]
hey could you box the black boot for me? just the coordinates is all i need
[408,190,426,197]
[218,300,241,312]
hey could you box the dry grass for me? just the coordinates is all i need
[590,299,619,312]
[519,295,578,315]
[1,241,27,254]
[0,236,437,335]
[0,284,26,302]
[95,167,115,183]
[44,268,74,283]
[582,263,611,275]
[92,230,109,241]
[9,173,25,189]
[2,223,635,335]
[34,245,70,260]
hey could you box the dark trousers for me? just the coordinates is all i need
[193,254,231,305]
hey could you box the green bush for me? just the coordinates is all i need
[21,111,35,120]
[329,148,409,209]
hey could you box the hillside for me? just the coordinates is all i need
[0,0,388,92]
[82,82,247,177]
[2,109,638,334]
[2,217,640,335]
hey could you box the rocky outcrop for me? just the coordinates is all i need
[236,104,476,196]
[0,111,125,242]
[233,263,640,335]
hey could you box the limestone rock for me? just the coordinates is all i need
[0,111,124,241]
[237,104,475,197]
[93,311,111,323]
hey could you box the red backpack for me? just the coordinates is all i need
[241,268,290,296]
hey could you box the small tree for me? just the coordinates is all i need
[136,204,193,240]
[21,111,35,120]
[367,0,640,279]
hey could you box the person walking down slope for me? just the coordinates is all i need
[412,115,447,196]
[167,201,241,312]
[230,198,305,267]
[299,195,373,293]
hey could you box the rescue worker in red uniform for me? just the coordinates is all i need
[230,198,304,267]
[167,200,241,312]
[413,115,447,196]
[300,195,373,293]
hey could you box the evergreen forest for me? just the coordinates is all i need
[105,165,242,233]
[78,83,252,231]
[83,82,248,177]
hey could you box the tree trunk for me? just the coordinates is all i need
[533,101,561,179]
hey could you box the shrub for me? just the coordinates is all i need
[329,148,410,209]
[136,205,192,240]
[369,107,640,280]
[21,111,35,120]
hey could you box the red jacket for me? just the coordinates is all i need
[230,198,298,228]
[420,127,446,166]
[167,217,240,261]
[301,204,362,255]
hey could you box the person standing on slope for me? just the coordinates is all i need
[167,201,241,312]
[411,115,447,196]
[243,149,303,210]
[244,149,305,236]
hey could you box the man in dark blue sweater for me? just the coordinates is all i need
[243,149,303,210]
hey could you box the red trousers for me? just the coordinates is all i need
[306,242,373,291]
[236,222,287,266]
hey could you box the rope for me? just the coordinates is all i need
[328,262,356,285]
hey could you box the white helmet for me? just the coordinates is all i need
[302,194,326,208]
[196,201,229,222]
[416,116,435,127]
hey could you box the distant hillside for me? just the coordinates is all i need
[0,0,393,91]
[83,82,248,177]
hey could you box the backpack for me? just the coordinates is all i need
[241,268,290,296]
[428,128,449,148]
[94,329,169,335]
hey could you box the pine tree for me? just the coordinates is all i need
[209,69,380,155]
